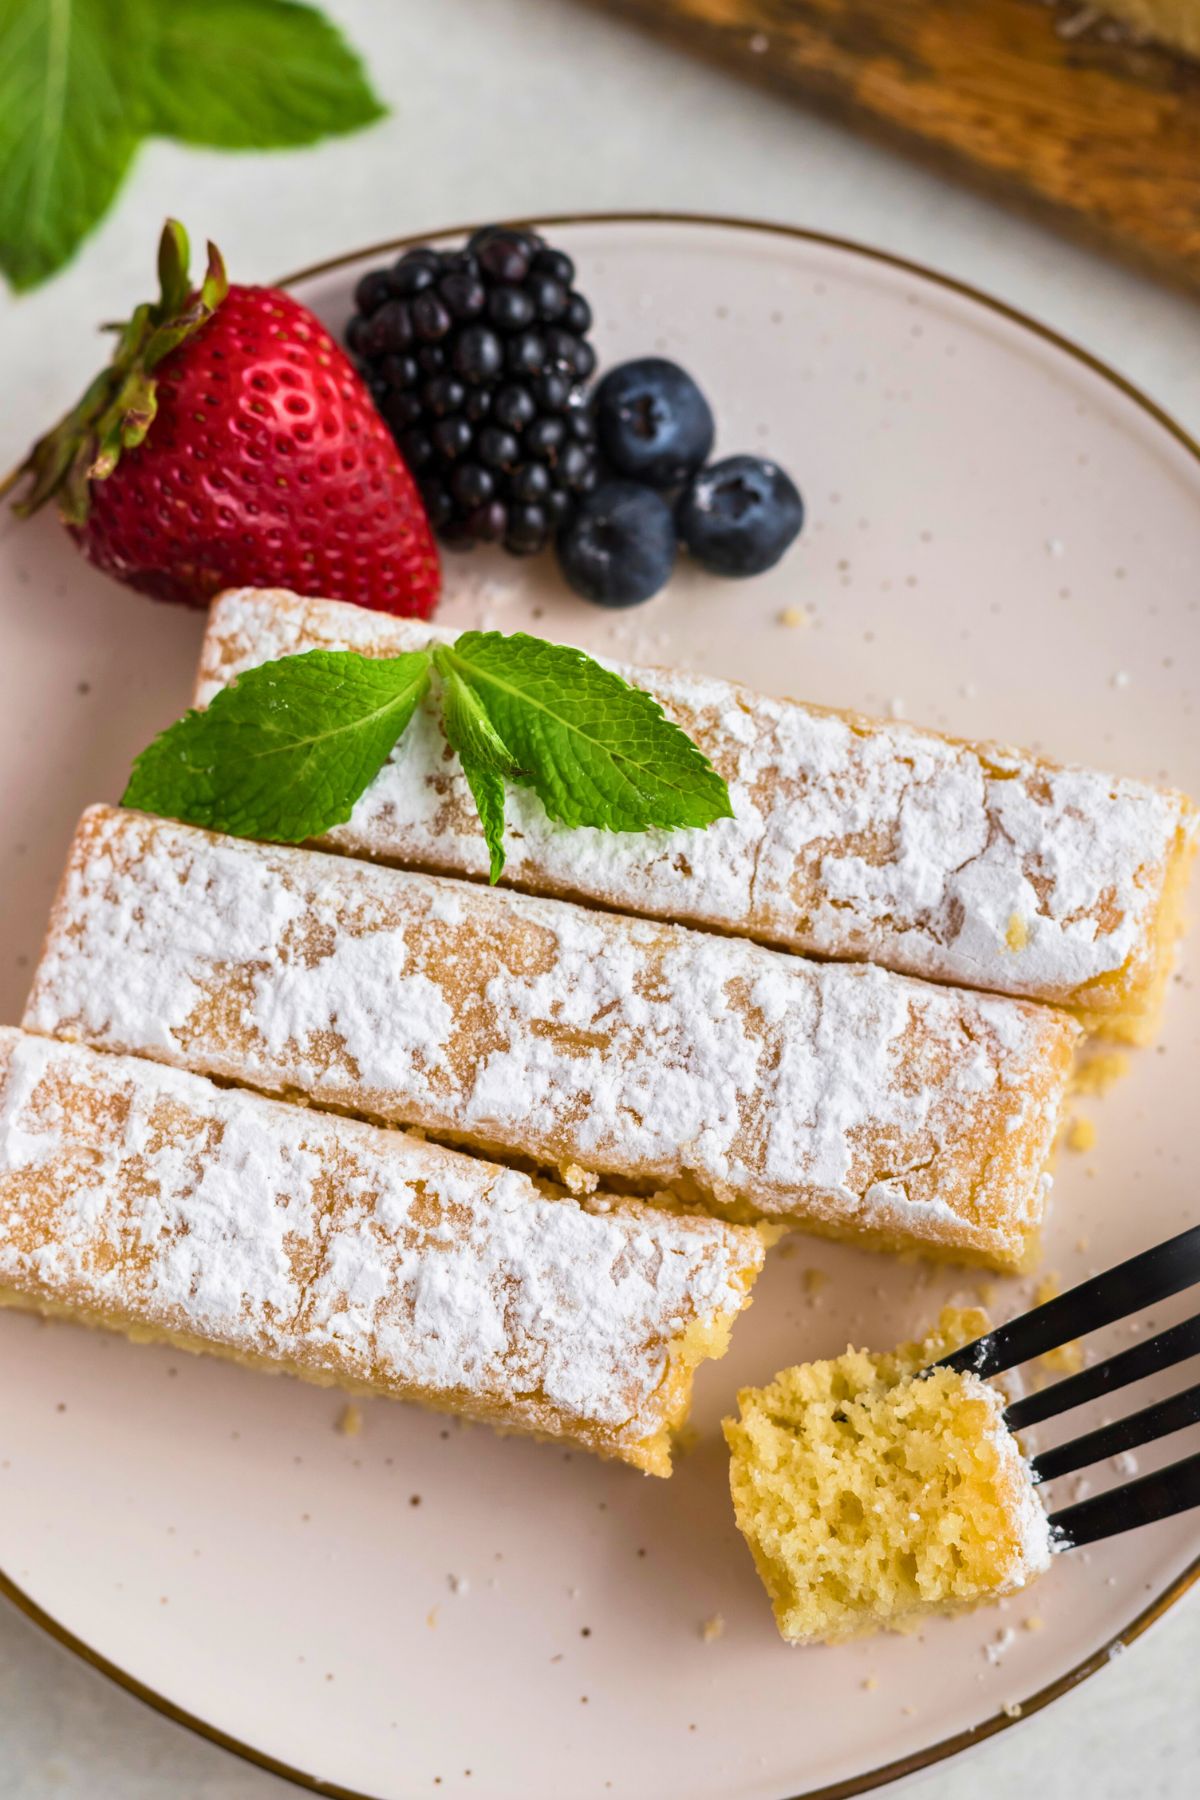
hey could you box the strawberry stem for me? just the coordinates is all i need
[0,220,231,524]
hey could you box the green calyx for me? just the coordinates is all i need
[1,219,228,526]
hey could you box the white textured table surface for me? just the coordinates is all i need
[0,2,1197,1796]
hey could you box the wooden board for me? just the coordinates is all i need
[578,0,1200,293]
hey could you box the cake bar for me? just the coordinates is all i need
[0,1029,764,1475]
[724,1308,1052,1643]
[195,588,1196,1041]
[25,806,1081,1268]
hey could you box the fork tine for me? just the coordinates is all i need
[935,1225,1200,1379]
[1047,1449,1200,1549]
[1004,1311,1200,1431]
[1028,1381,1200,1486]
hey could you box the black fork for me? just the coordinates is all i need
[933,1224,1200,1550]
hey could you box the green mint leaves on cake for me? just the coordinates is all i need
[0,0,383,292]
[124,632,733,879]
[123,650,431,843]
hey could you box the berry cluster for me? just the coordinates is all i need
[558,358,804,607]
[346,227,599,556]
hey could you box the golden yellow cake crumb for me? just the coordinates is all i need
[1023,1614,1045,1632]
[976,1280,999,1309]
[1066,1117,1097,1153]
[862,1675,879,1691]
[724,1308,1051,1645]
[1003,1701,1023,1719]
[700,1614,725,1643]
[779,605,811,628]
[1005,914,1030,952]
[1074,1051,1129,1096]
[336,1403,363,1438]
[803,1268,828,1297]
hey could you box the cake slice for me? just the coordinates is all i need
[25,806,1081,1269]
[0,1029,765,1475]
[194,587,1195,1042]
[724,1309,1052,1643]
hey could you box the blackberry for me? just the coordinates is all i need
[347,226,599,556]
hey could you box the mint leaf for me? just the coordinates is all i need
[438,632,734,834]
[0,0,385,292]
[438,662,522,883]
[123,648,431,842]
[144,0,384,149]
[0,0,142,293]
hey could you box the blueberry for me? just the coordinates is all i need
[594,358,714,489]
[463,388,493,424]
[676,455,804,577]
[556,481,676,607]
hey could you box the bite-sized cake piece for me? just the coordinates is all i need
[26,807,1080,1269]
[0,1029,764,1475]
[725,1309,1052,1643]
[196,588,1196,1041]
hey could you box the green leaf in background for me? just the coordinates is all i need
[438,660,524,883]
[0,0,143,293]
[123,648,432,842]
[144,0,384,149]
[436,632,735,835]
[0,0,385,293]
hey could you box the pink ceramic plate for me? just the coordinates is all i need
[1,217,1197,1800]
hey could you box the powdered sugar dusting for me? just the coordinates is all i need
[25,808,1079,1266]
[0,1030,762,1464]
[195,590,1194,1020]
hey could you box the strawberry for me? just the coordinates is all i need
[2,220,440,617]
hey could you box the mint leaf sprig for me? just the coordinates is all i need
[123,631,734,880]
